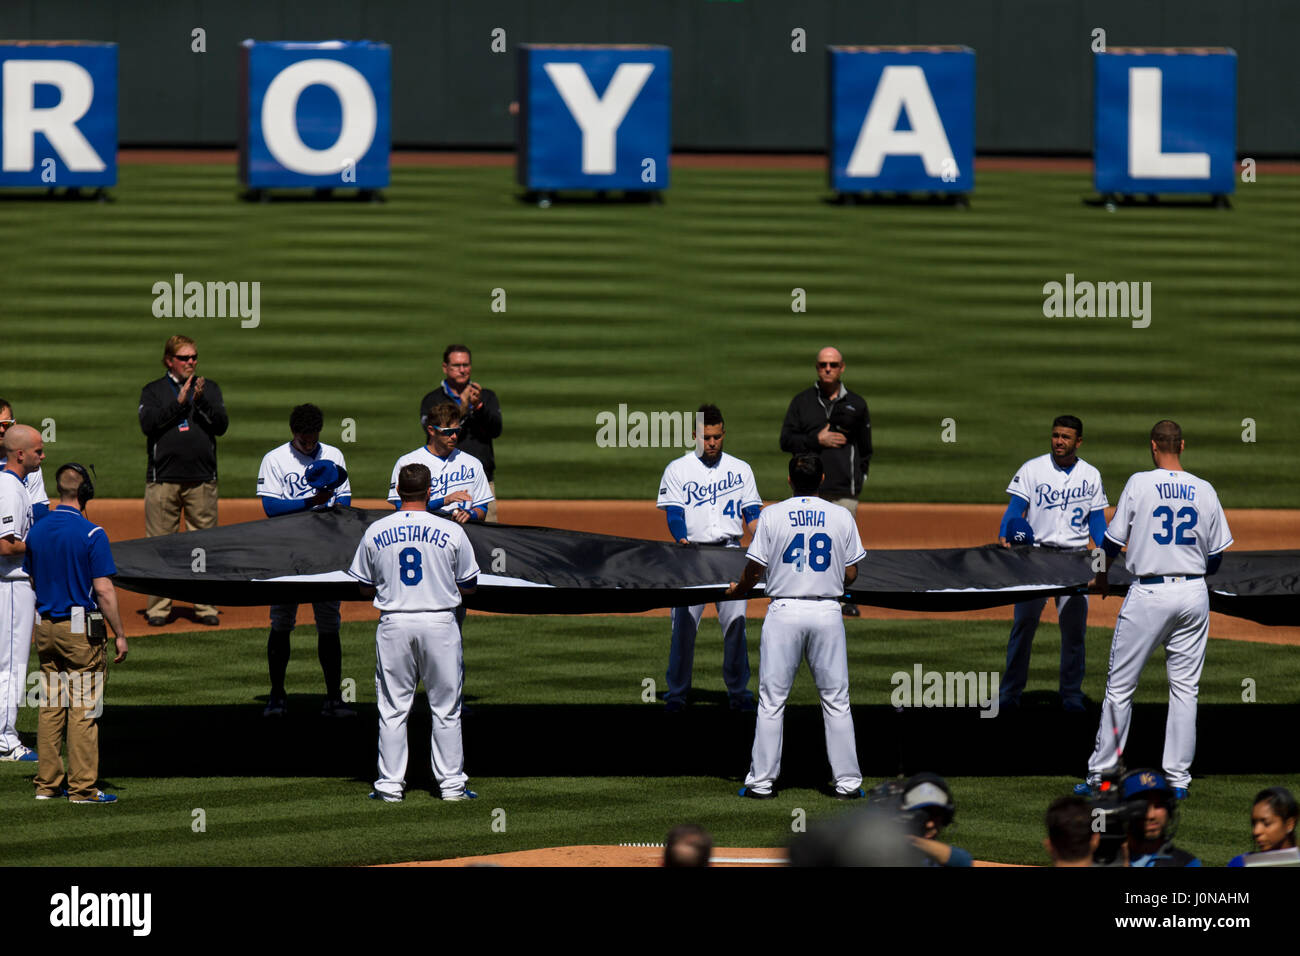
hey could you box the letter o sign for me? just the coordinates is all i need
[261,59,376,175]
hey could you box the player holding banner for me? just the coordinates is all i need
[656,404,762,712]
[725,454,867,799]
[1081,420,1232,800]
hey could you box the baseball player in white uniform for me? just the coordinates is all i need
[349,463,481,803]
[656,404,762,712]
[0,402,49,522]
[257,403,353,717]
[389,403,493,524]
[0,425,44,761]
[1081,420,1232,799]
[725,453,867,799]
[998,415,1109,711]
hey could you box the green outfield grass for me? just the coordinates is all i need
[1,164,1298,504]
[0,616,1293,866]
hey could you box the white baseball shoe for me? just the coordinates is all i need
[0,744,37,762]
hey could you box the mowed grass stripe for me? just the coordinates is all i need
[1,164,1296,502]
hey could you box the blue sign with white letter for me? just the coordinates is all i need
[518,45,670,191]
[241,40,390,189]
[0,42,117,187]
[828,46,974,194]
[1094,49,1236,195]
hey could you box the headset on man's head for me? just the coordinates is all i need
[55,463,96,510]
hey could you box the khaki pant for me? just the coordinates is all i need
[145,480,218,620]
[825,496,859,516]
[486,481,497,523]
[35,618,106,800]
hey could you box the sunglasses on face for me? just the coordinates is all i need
[818,362,841,369]
[173,354,198,362]
[0,420,14,428]
[430,426,459,436]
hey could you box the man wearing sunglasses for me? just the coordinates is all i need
[779,347,872,617]
[138,335,229,627]
[0,400,50,522]
[388,403,492,525]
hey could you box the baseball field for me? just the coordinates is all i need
[2,155,1298,867]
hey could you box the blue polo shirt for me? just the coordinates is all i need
[21,505,116,618]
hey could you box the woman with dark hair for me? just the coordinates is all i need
[1227,787,1298,866]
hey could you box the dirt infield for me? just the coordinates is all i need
[376,844,1016,867]
[114,149,1300,176]
[87,499,1300,645]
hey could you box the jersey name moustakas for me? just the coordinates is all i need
[1007,454,1108,548]
[348,511,479,613]
[746,496,865,599]
[1105,469,1233,579]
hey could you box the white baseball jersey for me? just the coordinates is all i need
[348,509,479,612]
[657,451,761,543]
[387,446,494,512]
[0,470,34,579]
[257,441,351,505]
[1104,469,1232,578]
[0,460,47,509]
[1007,454,1108,548]
[747,496,865,598]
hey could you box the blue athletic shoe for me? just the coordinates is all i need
[0,744,37,762]
[69,790,117,805]
[835,788,866,801]
[1173,787,1189,801]
[1073,782,1098,797]
[738,786,774,800]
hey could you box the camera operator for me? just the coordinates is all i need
[1045,796,1098,867]
[1121,770,1200,867]
[900,773,973,867]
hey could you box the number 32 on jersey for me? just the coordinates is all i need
[1152,506,1197,545]
[782,532,831,571]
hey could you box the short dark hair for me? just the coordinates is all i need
[397,464,432,501]
[1046,796,1094,862]
[697,404,724,427]
[663,824,712,867]
[443,344,472,364]
[0,399,11,415]
[1151,419,1182,452]
[789,454,823,494]
[289,403,324,435]
[1053,415,1083,437]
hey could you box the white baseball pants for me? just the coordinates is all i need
[1087,579,1209,789]
[744,599,861,794]
[0,578,35,753]
[373,611,468,799]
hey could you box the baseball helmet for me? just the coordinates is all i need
[304,460,348,493]
[1006,517,1034,545]
[901,772,956,827]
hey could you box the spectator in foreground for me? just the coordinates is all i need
[663,824,712,867]
[1228,787,1298,866]
[1045,795,1098,867]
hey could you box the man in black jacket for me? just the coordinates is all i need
[138,335,228,626]
[779,346,871,616]
[419,344,503,522]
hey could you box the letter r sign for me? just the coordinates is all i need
[0,43,117,186]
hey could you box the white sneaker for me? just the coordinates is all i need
[443,789,478,802]
[0,744,37,762]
